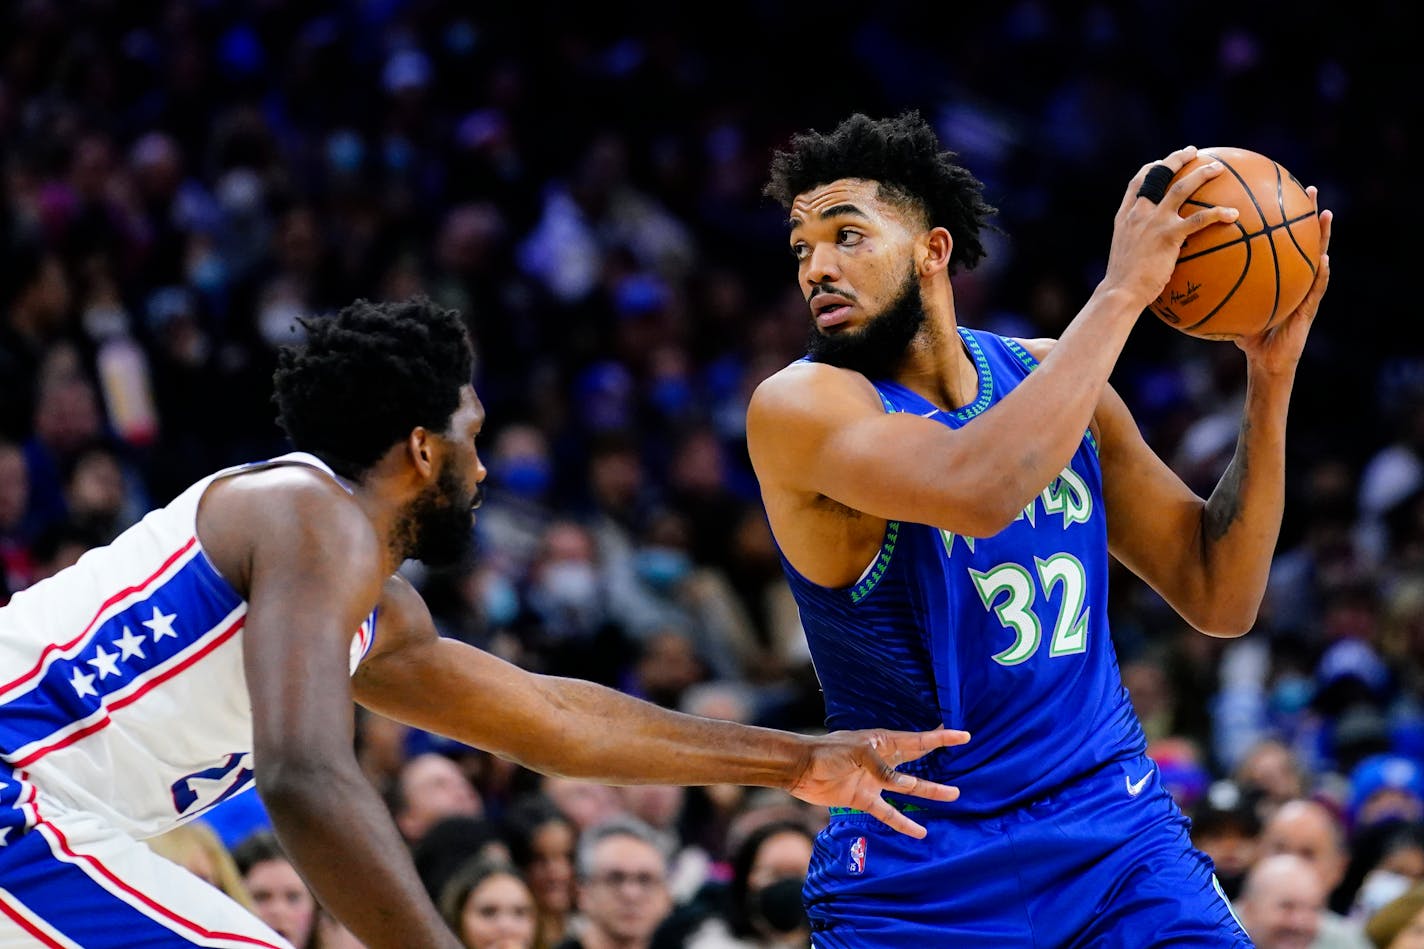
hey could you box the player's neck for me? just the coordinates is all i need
[892,299,977,412]
[344,481,414,576]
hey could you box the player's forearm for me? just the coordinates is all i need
[508,674,810,789]
[1194,366,1293,635]
[259,759,460,949]
[958,285,1143,527]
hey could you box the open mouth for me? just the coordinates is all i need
[811,293,854,327]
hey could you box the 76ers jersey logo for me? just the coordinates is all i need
[848,836,867,874]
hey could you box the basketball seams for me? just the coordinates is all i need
[1175,211,1317,264]
[1256,160,1287,334]
[1152,148,1319,339]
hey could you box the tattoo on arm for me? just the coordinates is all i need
[1204,422,1249,542]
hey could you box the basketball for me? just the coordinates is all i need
[1148,147,1321,340]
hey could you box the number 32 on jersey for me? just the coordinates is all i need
[969,554,1089,666]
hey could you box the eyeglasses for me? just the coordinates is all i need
[587,870,666,891]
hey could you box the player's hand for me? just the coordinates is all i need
[1102,146,1241,308]
[787,727,971,838]
[1236,189,1332,374]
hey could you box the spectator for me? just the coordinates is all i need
[145,821,254,911]
[413,815,510,905]
[1236,853,1326,949]
[681,818,815,949]
[388,751,484,846]
[559,815,673,949]
[232,831,318,949]
[503,794,580,949]
[439,856,539,949]
[1258,799,1371,948]
[1367,883,1424,949]
[1190,782,1262,900]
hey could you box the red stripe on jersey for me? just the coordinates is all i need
[37,820,288,948]
[9,616,245,768]
[0,538,198,694]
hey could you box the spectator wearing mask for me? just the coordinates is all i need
[1367,883,1424,948]
[683,819,815,949]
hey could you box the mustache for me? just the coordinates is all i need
[808,284,857,303]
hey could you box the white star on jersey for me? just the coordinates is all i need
[142,606,178,641]
[113,626,146,660]
[0,826,10,846]
[87,645,122,680]
[70,666,98,698]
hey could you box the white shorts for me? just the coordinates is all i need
[0,784,291,948]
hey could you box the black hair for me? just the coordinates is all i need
[501,793,577,871]
[725,818,816,938]
[763,111,998,273]
[271,295,474,479]
[230,830,290,877]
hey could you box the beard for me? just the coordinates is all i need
[401,460,478,567]
[806,266,928,379]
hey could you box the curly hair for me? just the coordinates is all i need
[272,296,474,479]
[763,111,998,273]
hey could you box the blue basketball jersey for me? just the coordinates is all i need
[779,327,1147,816]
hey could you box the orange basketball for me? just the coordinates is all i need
[1148,147,1321,340]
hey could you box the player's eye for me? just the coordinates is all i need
[791,242,809,261]
[838,228,863,246]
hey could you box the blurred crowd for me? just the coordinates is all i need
[2,1,1422,947]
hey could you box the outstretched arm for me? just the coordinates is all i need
[1101,198,1333,636]
[354,577,968,838]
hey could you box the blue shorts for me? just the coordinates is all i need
[803,754,1252,948]
[1,764,291,948]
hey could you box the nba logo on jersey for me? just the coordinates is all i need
[848,836,867,874]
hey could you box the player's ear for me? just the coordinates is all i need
[405,427,438,480]
[919,226,953,277]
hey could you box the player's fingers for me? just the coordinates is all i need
[1162,159,1226,213]
[888,728,971,762]
[1120,146,1198,216]
[866,796,927,839]
[1318,206,1333,256]
[887,770,961,803]
[1179,204,1239,236]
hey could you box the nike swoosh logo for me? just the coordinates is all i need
[1126,768,1154,797]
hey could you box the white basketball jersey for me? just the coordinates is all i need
[0,453,376,841]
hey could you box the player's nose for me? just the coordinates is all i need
[804,242,842,289]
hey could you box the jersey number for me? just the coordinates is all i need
[171,752,254,816]
[970,554,1089,665]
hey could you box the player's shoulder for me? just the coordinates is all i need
[748,358,883,423]
[1011,336,1058,362]
[202,461,378,573]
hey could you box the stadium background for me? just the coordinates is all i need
[2,0,1422,945]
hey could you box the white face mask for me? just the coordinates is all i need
[1355,868,1413,918]
[539,562,599,607]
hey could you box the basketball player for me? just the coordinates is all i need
[0,297,970,947]
[748,113,1332,946]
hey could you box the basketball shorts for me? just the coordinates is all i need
[0,765,291,948]
[803,753,1253,948]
